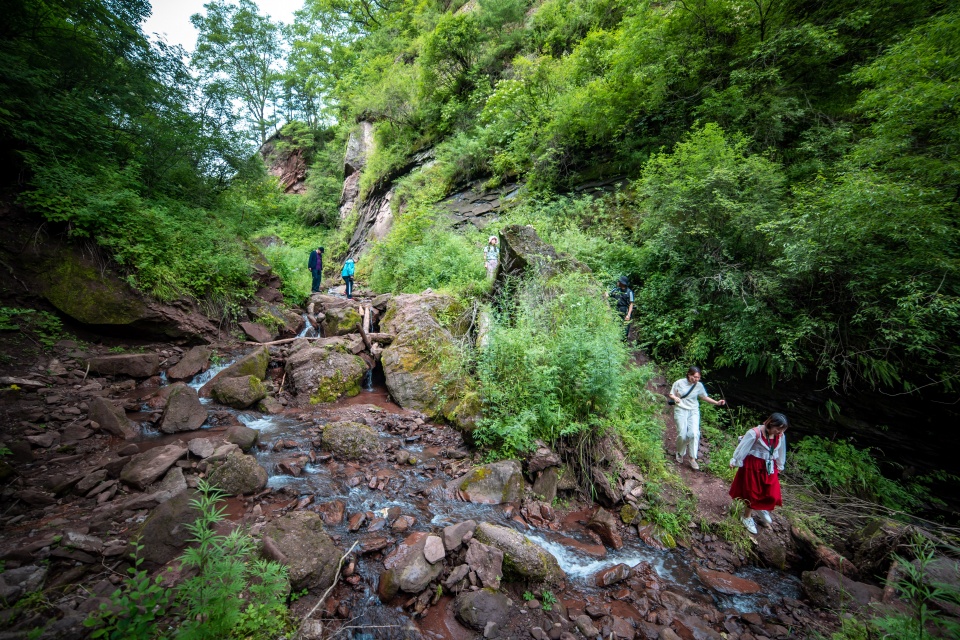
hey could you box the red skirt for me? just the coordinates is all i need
[729,455,782,511]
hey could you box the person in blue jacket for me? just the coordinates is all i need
[341,258,355,299]
[307,247,324,293]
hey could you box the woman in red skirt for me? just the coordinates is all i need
[729,413,788,534]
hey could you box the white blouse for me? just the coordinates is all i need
[730,426,786,471]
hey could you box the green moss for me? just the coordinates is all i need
[458,466,491,492]
[39,250,147,325]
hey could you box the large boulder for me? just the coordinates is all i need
[120,444,187,490]
[200,347,269,397]
[88,396,137,439]
[474,522,564,584]
[138,489,201,564]
[167,346,211,381]
[85,353,159,378]
[225,424,259,451]
[454,588,514,633]
[285,344,366,404]
[239,321,274,343]
[496,225,589,283]
[159,383,206,433]
[322,306,362,337]
[321,421,381,460]
[206,452,268,495]
[382,532,444,594]
[209,375,267,409]
[447,460,525,504]
[380,294,479,430]
[802,566,883,611]
[262,511,342,591]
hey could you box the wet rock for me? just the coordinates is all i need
[474,522,564,584]
[445,564,471,589]
[591,466,622,504]
[200,346,269,396]
[348,512,367,531]
[595,563,632,587]
[317,500,346,526]
[240,321,274,343]
[465,539,503,589]
[448,460,525,504]
[620,504,640,525]
[210,374,267,409]
[695,567,761,595]
[225,424,259,451]
[187,438,216,459]
[263,511,342,591]
[527,440,561,473]
[424,535,445,564]
[576,615,600,637]
[88,396,137,439]
[454,588,514,633]
[285,344,366,403]
[86,353,160,378]
[382,531,443,593]
[532,467,559,503]
[587,507,623,550]
[259,396,284,414]
[120,444,187,490]
[207,452,268,495]
[444,520,478,551]
[138,489,201,564]
[159,383,206,433]
[167,346,211,381]
[322,421,381,460]
[802,566,883,610]
[671,614,724,640]
[322,306,362,336]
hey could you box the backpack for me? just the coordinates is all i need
[341,259,355,278]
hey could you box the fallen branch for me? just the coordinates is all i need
[297,540,359,635]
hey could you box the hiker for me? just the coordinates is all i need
[668,366,726,470]
[483,236,500,279]
[729,413,789,534]
[341,257,355,299]
[609,276,634,340]
[307,246,324,293]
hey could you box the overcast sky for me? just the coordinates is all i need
[143,0,305,51]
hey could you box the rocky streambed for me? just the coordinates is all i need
[0,292,912,639]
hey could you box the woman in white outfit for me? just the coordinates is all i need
[668,366,725,470]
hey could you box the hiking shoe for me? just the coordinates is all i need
[689,458,700,471]
[757,510,773,525]
[741,517,758,535]
[675,452,682,463]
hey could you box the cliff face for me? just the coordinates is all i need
[259,134,307,194]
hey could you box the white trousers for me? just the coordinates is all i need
[675,406,700,459]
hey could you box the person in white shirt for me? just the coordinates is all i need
[483,236,500,279]
[668,366,725,470]
[729,413,789,534]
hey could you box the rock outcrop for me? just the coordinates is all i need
[200,346,269,396]
[321,421,381,460]
[473,522,564,584]
[448,460,525,504]
[260,132,307,194]
[285,342,366,404]
[496,224,589,283]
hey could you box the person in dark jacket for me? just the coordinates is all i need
[308,247,324,293]
[610,276,634,340]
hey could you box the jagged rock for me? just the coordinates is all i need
[532,467,559,504]
[0,565,47,604]
[225,424,259,451]
[240,321,274,343]
[262,511,342,591]
[587,507,623,550]
[285,344,366,403]
[210,375,267,409]
[321,306,362,336]
[496,225,589,283]
[802,566,883,610]
[576,616,600,638]
[474,522,564,584]
[159,383,206,433]
[465,539,503,589]
[200,347,269,396]
[424,535,445,564]
[76,469,108,494]
[448,460,525,504]
[852,518,916,580]
[455,588,514,633]
[64,531,103,554]
[527,440,561,473]
[260,132,308,194]
[380,294,479,430]
[695,567,761,595]
[321,421,381,460]
[344,121,374,176]
[138,489,200,564]
[155,467,187,501]
[167,346,211,381]
[207,452,268,495]
[595,563,632,587]
[86,353,159,378]
[382,532,443,594]
[591,466,622,505]
[120,444,187,490]
[444,520,478,551]
[26,432,58,448]
[259,396,284,414]
[88,396,137,439]
[187,438,216,459]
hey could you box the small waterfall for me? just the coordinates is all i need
[297,313,317,338]
[362,368,374,391]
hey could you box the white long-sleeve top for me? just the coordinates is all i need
[730,426,786,471]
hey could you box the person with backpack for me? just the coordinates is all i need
[668,366,726,470]
[609,276,634,340]
[307,246,324,293]
[341,257,355,299]
[729,413,789,534]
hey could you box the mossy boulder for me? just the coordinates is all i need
[285,344,366,404]
[225,424,259,451]
[322,306,362,336]
[380,294,478,431]
[447,460,525,504]
[801,567,882,611]
[474,522,564,585]
[210,375,267,409]
[321,421,381,460]
[200,347,269,397]
[262,511,342,591]
[206,452,268,495]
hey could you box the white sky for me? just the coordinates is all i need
[144,0,305,51]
